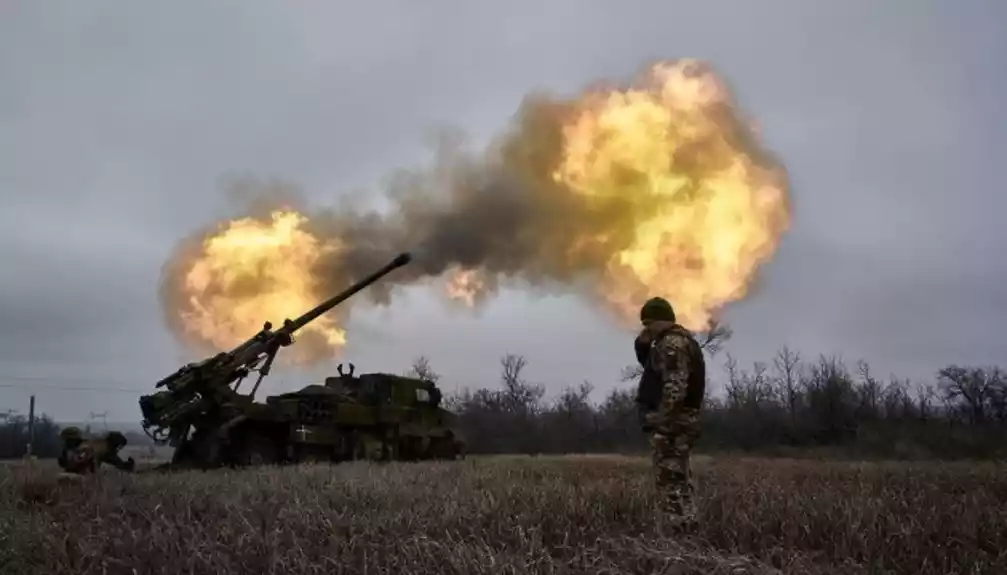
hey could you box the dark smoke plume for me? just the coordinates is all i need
[160,59,792,358]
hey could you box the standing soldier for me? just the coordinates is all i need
[58,428,136,474]
[634,297,706,533]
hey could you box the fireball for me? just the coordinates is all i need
[173,211,347,358]
[552,60,790,330]
[445,268,488,307]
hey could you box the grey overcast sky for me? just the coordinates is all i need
[1,1,1004,422]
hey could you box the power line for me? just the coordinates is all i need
[0,374,165,393]
[0,376,316,395]
[0,374,149,387]
[0,381,148,393]
[89,411,108,430]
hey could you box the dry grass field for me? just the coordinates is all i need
[3,454,1006,575]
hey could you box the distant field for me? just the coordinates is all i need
[3,455,1006,575]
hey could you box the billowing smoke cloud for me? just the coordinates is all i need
[160,59,792,362]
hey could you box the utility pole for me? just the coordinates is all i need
[89,411,108,431]
[26,395,35,458]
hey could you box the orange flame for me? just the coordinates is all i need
[445,268,489,307]
[551,60,789,329]
[174,211,347,360]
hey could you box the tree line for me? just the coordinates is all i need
[410,325,1007,460]
[0,413,155,460]
[4,322,1003,460]
[0,412,62,459]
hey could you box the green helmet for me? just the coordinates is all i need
[640,297,676,323]
[105,431,128,449]
[60,426,83,441]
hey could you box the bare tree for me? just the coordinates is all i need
[406,355,441,383]
[499,353,544,414]
[620,364,644,382]
[724,353,744,408]
[773,346,801,423]
[986,368,1007,421]
[909,381,935,421]
[698,319,733,358]
[856,360,882,420]
[498,353,545,454]
[550,381,598,452]
[750,361,773,406]
[804,355,857,443]
[500,353,528,394]
[938,365,996,424]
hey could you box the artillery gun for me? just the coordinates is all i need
[139,252,465,469]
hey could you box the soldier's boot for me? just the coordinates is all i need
[667,511,699,535]
[656,507,699,537]
[657,490,700,537]
[657,509,700,536]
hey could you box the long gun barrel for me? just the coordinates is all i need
[283,252,411,334]
[140,252,413,445]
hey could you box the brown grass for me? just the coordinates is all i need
[3,455,1006,574]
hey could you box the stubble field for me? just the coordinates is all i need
[3,454,1006,575]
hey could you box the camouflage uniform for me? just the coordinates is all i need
[635,297,706,532]
[58,428,135,474]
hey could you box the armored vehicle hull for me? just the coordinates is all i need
[160,368,465,469]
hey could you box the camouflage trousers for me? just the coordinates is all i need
[58,441,135,474]
[649,406,701,527]
[59,445,98,474]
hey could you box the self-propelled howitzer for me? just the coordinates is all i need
[139,252,412,468]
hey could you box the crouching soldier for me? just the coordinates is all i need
[58,427,136,474]
[57,426,85,469]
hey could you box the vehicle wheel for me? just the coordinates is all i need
[295,445,332,464]
[352,432,387,461]
[236,432,280,467]
[351,434,372,461]
[174,434,222,469]
[429,436,458,460]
